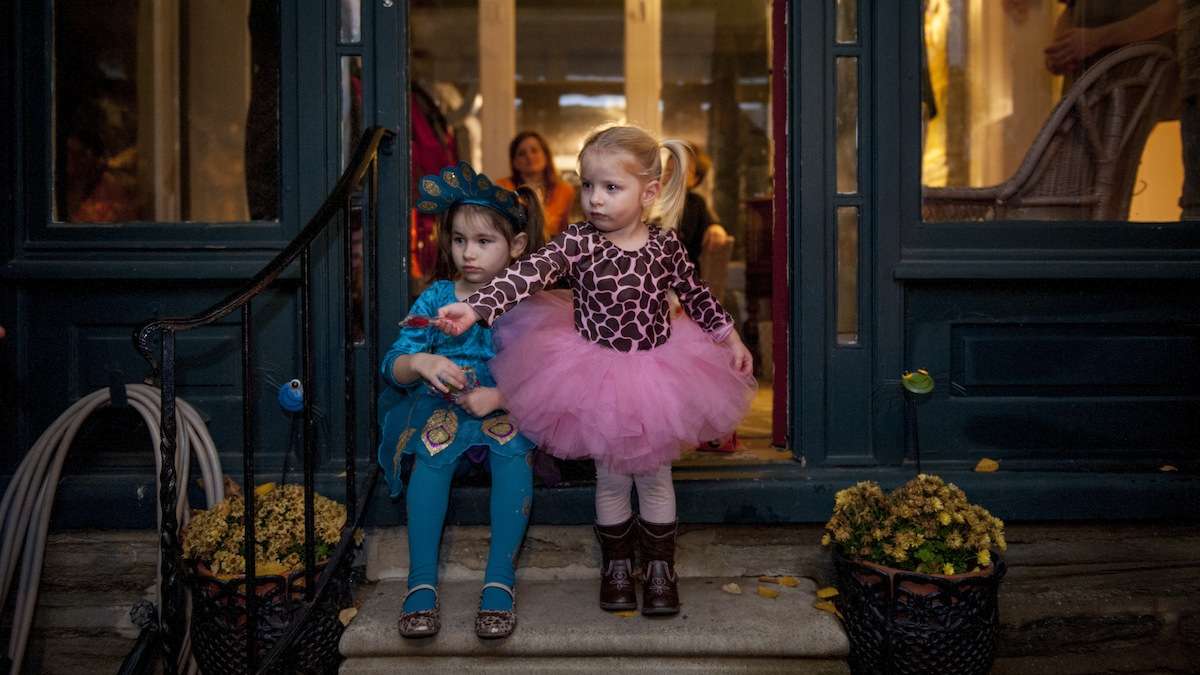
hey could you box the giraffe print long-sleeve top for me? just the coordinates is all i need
[465,222,735,352]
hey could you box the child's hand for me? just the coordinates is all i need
[456,386,505,417]
[723,331,754,377]
[436,302,480,336]
[412,353,467,393]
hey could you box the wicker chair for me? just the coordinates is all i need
[923,43,1178,222]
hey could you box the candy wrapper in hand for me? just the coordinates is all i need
[426,366,478,402]
[399,314,442,329]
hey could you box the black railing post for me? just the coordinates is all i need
[240,303,258,670]
[342,194,358,523]
[367,149,382,465]
[301,248,317,598]
[158,330,183,675]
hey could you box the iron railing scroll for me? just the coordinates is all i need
[134,127,394,674]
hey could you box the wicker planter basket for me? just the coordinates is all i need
[187,554,355,675]
[833,551,1006,675]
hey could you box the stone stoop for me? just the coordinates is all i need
[338,578,849,674]
[340,524,848,673]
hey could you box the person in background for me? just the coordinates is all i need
[497,131,576,240]
[1043,0,1179,78]
[676,144,732,268]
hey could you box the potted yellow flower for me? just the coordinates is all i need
[822,474,1007,675]
[181,482,357,674]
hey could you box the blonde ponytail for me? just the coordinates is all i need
[655,139,691,232]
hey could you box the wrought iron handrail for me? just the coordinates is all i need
[134,125,395,674]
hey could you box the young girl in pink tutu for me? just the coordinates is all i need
[437,125,756,615]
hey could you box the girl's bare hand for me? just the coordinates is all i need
[413,353,466,393]
[723,331,755,378]
[436,302,481,336]
[456,386,505,417]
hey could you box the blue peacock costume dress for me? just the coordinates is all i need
[377,279,535,498]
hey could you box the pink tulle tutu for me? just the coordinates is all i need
[491,290,757,475]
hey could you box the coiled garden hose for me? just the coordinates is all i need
[0,384,224,674]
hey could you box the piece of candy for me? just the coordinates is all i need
[400,314,439,329]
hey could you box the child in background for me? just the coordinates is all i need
[437,126,756,616]
[378,162,544,639]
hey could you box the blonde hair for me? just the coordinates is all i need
[578,125,690,231]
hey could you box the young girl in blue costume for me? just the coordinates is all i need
[378,161,544,640]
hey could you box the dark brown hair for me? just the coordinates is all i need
[433,186,547,280]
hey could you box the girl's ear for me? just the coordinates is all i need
[640,178,661,210]
[509,231,529,259]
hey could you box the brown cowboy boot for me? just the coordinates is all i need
[637,518,680,616]
[594,518,638,611]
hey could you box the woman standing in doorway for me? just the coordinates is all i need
[497,131,576,239]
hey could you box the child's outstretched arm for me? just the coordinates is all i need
[437,226,581,336]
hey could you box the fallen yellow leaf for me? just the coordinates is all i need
[816,586,839,599]
[813,600,837,614]
[254,482,276,497]
[721,582,743,595]
[975,458,1000,473]
[757,576,780,585]
[1161,465,1178,472]
[756,585,780,599]
[614,610,638,618]
[779,576,800,587]
[255,561,289,576]
[338,607,358,626]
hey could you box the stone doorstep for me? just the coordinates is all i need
[341,656,850,674]
[338,577,849,667]
[364,524,830,582]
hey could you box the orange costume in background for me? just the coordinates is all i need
[496,177,575,240]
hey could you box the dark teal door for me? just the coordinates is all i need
[1,1,409,520]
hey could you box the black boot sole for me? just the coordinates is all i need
[599,600,638,611]
[641,605,680,616]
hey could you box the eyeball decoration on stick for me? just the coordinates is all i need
[277,379,304,413]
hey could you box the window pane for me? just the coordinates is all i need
[921,0,1186,223]
[662,0,771,262]
[836,0,857,44]
[517,0,625,176]
[836,206,859,346]
[836,56,859,194]
[341,57,365,171]
[340,0,362,43]
[53,0,280,223]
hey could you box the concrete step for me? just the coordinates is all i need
[339,577,849,674]
[362,524,831,582]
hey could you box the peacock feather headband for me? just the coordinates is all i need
[415,161,527,226]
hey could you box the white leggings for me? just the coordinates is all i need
[594,463,676,525]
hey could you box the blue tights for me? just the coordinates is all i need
[404,451,532,613]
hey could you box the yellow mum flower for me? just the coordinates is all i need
[977,549,991,566]
[942,563,955,576]
[939,512,952,526]
[821,533,832,546]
